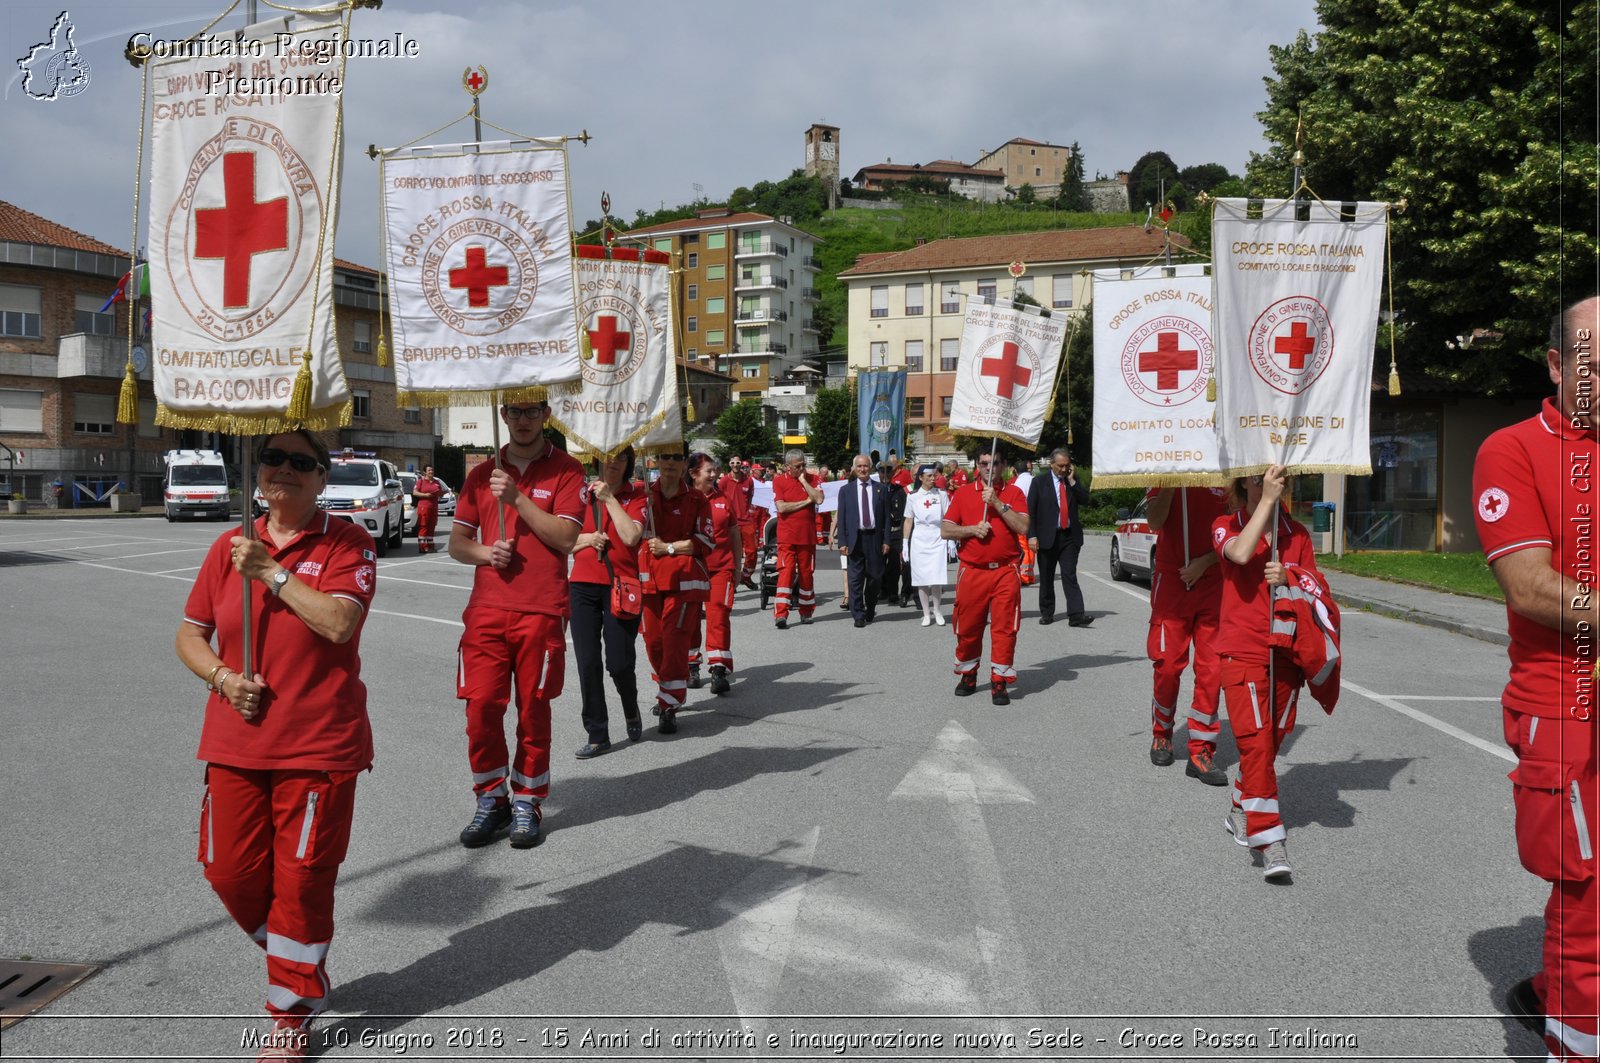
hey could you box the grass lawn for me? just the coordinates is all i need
[1316,551,1504,601]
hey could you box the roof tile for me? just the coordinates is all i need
[838,225,1188,277]
[0,199,126,257]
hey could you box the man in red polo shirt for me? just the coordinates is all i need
[1145,485,1230,785]
[448,399,583,851]
[1474,295,1600,1060]
[720,456,757,589]
[943,454,1030,705]
[771,448,823,628]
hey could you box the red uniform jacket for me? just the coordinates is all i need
[1270,561,1342,714]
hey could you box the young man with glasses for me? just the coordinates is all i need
[448,401,583,850]
[943,453,1030,705]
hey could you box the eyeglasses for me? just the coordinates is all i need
[258,448,321,473]
[659,453,685,461]
[503,405,547,420]
[975,460,993,467]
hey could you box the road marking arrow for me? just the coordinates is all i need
[715,827,821,1028]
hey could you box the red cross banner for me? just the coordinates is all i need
[948,300,1069,448]
[1211,197,1389,476]
[1089,264,1222,486]
[147,12,352,432]
[551,246,682,459]
[380,141,581,406]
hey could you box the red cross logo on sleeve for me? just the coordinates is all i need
[980,341,1032,400]
[449,246,509,307]
[1274,322,1316,370]
[193,151,288,310]
[586,315,631,366]
[1138,331,1199,393]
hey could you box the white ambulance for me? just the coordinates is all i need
[162,449,233,522]
[319,449,405,554]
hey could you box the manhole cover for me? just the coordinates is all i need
[0,960,101,1029]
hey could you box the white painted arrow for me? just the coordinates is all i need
[892,721,1040,1021]
[714,826,821,1038]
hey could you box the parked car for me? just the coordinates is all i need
[399,472,419,536]
[437,481,456,516]
[162,449,232,521]
[1110,497,1157,582]
[319,450,405,555]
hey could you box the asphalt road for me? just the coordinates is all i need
[0,516,1546,1061]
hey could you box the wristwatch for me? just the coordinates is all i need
[268,569,290,597]
[999,503,1013,514]
[666,542,677,556]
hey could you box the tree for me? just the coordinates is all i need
[1126,151,1182,213]
[1249,3,1598,395]
[807,384,854,473]
[711,400,780,463]
[1015,182,1037,205]
[1178,163,1235,195]
[1052,142,1087,211]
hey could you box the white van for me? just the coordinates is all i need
[163,449,232,521]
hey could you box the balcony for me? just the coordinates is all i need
[58,332,148,380]
[735,342,787,355]
[801,319,819,333]
[734,239,788,259]
[801,255,823,270]
[734,273,788,291]
[800,287,820,300]
[734,309,787,326]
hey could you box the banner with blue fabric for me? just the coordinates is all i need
[856,369,906,461]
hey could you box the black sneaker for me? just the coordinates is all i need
[954,673,977,697]
[658,710,679,735]
[991,681,1011,706]
[709,666,730,695]
[688,664,703,689]
[1186,751,1229,786]
[459,796,510,848]
[575,740,612,759]
[1150,737,1175,766]
[1505,977,1544,1035]
[775,617,788,629]
[508,800,543,849]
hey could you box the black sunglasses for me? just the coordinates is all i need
[658,452,685,461]
[258,448,322,473]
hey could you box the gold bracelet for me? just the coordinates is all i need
[205,664,223,688]
[214,670,232,695]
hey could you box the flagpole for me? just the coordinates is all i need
[238,0,258,682]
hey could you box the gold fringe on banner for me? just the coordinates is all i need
[562,404,677,464]
[286,350,315,421]
[1091,471,1233,489]
[155,400,353,435]
[1215,461,1374,480]
[117,361,140,425]
[395,381,580,409]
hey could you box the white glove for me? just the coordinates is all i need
[900,543,909,563]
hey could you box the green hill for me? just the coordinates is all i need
[805,199,1143,353]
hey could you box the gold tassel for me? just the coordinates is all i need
[1067,426,1074,446]
[376,337,389,367]
[684,393,696,423]
[116,360,139,425]
[1387,364,1401,397]
[286,350,314,422]
[1205,370,1217,403]
[580,332,593,361]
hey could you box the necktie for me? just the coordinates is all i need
[860,482,873,530]
[1058,477,1070,530]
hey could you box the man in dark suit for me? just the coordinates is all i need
[877,461,911,607]
[836,453,891,627]
[1026,447,1093,626]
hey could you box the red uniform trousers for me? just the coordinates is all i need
[1504,708,1600,1061]
[1018,535,1036,585]
[643,593,697,712]
[1148,567,1223,756]
[689,568,736,672]
[416,500,439,553]
[739,519,759,574]
[773,544,816,620]
[457,606,564,801]
[952,563,1021,684]
[199,764,358,1026]
[1221,654,1302,849]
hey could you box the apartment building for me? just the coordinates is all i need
[840,225,1181,457]
[626,209,822,401]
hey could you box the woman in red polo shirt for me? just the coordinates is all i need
[175,429,377,1059]
[1211,464,1317,882]
[639,448,713,733]
[568,446,647,758]
[687,451,743,695]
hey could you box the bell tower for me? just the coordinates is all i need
[804,123,840,209]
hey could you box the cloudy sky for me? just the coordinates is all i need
[3,0,1321,267]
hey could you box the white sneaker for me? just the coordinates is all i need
[934,612,946,626]
[1224,807,1248,847]
[1261,840,1293,880]
[921,615,932,627]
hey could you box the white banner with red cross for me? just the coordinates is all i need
[1089,264,1223,486]
[552,246,682,460]
[948,300,1069,449]
[147,12,351,432]
[1212,197,1387,477]
[380,141,581,406]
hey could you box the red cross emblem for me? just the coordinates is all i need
[1478,486,1510,523]
[449,246,509,308]
[1138,331,1199,392]
[922,498,937,509]
[980,341,1032,400]
[1274,321,1316,370]
[587,315,631,366]
[462,66,488,95]
[193,152,288,310]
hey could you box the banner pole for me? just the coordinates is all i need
[239,434,256,682]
